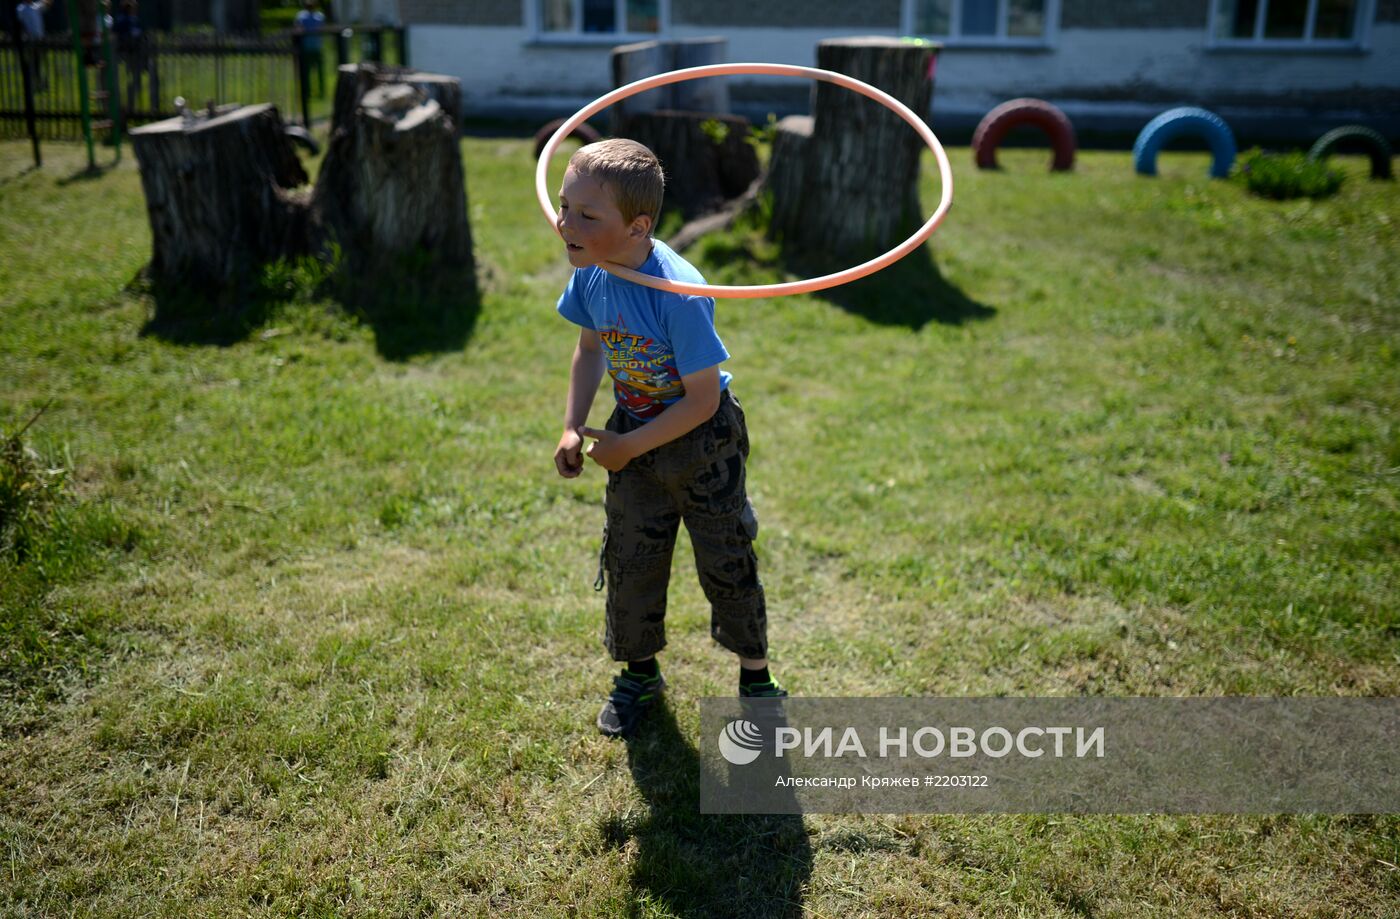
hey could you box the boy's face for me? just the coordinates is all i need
[557,167,650,269]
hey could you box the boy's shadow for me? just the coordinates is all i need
[601,702,813,918]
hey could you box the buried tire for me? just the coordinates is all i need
[1133,106,1237,179]
[533,118,603,160]
[1308,125,1393,180]
[972,98,1076,171]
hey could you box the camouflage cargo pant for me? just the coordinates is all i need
[594,389,767,662]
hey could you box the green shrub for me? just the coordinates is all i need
[747,112,779,150]
[0,403,68,564]
[1234,148,1344,200]
[699,118,730,146]
[2,403,142,702]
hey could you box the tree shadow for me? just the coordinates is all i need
[696,223,995,332]
[601,702,813,918]
[785,244,996,331]
[135,258,481,361]
[329,261,482,362]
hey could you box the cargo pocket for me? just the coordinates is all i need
[739,497,759,541]
[728,396,750,460]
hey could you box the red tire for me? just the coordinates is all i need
[972,98,1077,172]
[533,118,603,160]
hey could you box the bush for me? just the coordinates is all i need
[0,403,68,564]
[2,403,143,705]
[1234,148,1344,200]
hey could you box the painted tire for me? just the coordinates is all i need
[1308,125,1393,180]
[282,124,320,157]
[971,98,1076,171]
[532,117,602,160]
[1133,107,1237,179]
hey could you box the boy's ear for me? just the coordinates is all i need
[629,213,654,239]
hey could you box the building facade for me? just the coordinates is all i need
[398,0,1399,140]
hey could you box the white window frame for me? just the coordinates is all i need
[1205,0,1376,51]
[526,0,669,44]
[900,0,1061,48]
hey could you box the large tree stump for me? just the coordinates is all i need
[610,37,757,219]
[609,37,728,134]
[621,111,760,219]
[331,62,463,136]
[129,64,473,296]
[765,37,939,257]
[130,104,311,286]
[315,76,473,273]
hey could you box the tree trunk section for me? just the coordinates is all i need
[315,76,473,274]
[609,36,728,134]
[130,103,310,287]
[331,62,463,137]
[765,37,938,258]
[619,111,759,219]
[129,64,474,299]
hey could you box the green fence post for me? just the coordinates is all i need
[100,10,120,159]
[67,0,94,169]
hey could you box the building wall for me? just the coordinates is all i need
[398,0,519,26]
[403,2,1400,139]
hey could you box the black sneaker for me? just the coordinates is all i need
[739,678,788,699]
[596,669,665,737]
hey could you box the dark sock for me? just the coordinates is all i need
[739,664,770,686]
[626,658,659,680]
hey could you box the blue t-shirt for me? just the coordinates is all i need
[294,9,325,50]
[557,238,732,423]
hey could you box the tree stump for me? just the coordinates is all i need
[609,37,757,219]
[765,37,939,257]
[620,111,760,219]
[130,104,311,286]
[129,64,473,297]
[331,62,463,136]
[609,37,728,134]
[315,75,473,273]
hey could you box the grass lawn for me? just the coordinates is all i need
[0,134,1397,917]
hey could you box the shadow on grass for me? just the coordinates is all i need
[696,220,994,332]
[135,257,481,361]
[602,703,812,919]
[55,163,118,186]
[793,244,995,331]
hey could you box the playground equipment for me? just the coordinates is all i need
[1308,126,1393,180]
[1133,106,1236,179]
[971,98,1075,172]
[532,118,602,160]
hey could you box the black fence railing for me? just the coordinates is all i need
[1,25,406,143]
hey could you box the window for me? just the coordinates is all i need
[1208,0,1374,46]
[536,0,663,38]
[902,0,1060,46]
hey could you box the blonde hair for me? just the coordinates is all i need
[567,139,664,233]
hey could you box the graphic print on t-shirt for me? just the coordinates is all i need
[600,311,684,419]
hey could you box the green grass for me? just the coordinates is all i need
[0,137,1397,917]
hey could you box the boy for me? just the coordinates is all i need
[551,139,786,738]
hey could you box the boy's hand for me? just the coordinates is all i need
[579,426,635,472]
[554,427,585,478]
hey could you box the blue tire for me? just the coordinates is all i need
[1133,107,1237,179]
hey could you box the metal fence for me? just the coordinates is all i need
[1,25,406,143]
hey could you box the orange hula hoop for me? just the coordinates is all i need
[535,62,954,299]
